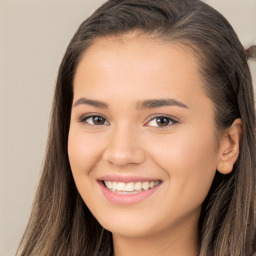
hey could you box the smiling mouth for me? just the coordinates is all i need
[103,180,162,194]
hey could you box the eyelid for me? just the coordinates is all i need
[146,113,179,122]
[79,113,179,128]
[79,113,110,126]
[145,114,179,128]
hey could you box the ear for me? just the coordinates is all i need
[217,118,243,175]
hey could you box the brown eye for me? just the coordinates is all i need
[147,116,178,128]
[92,116,105,125]
[156,117,170,126]
[80,115,109,126]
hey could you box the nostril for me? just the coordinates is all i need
[103,147,146,167]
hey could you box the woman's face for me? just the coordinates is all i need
[68,32,220,238]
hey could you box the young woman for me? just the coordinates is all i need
[17,0,256,255]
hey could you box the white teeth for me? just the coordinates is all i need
[116,182,125,191]
[134,182,141,191]
[113,181,118,191]
[105,180,113,189]
[142,182,149,190]
[125,182,135,191]
[103,180,160,192]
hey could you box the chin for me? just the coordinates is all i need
[103,222,156,238]
[94,209,166,238]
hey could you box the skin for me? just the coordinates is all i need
[68,31,242,256]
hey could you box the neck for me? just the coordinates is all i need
[112,216,199,256]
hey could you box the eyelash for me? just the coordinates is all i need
[79,114,179,128]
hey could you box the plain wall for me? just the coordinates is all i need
[0,1,255,255]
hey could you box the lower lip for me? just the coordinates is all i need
[98,181,162,205]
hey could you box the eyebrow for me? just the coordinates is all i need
[73,98,108,108]
[136,98,189,110]
[73,97,189,110]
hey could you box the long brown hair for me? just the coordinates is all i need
[16,0,256,255]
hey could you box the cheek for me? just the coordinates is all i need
[67,130,104,209]
[146,128,218,204]
[67,130,103,177]
[148,127,218,167]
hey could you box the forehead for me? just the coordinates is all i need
[73,32,212,112]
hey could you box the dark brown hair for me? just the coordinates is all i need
[17,0,256,255]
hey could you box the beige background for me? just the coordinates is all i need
[0,1,255,255]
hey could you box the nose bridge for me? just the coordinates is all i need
[103,123,146,167]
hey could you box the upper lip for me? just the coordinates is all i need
[98,175,161,183]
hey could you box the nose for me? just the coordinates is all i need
[102,125,146,167]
